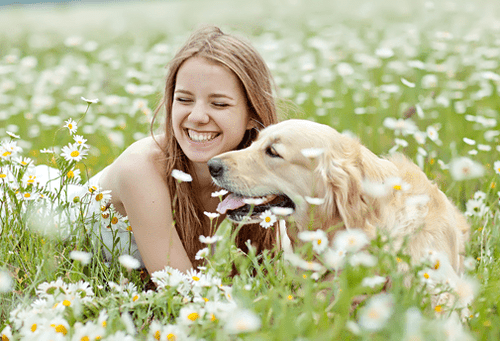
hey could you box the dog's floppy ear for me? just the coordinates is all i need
[315,140,371,232]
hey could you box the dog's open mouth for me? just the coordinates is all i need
[216,192,295,223]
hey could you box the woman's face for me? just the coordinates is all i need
[172,57,252,164]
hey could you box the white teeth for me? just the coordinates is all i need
[187,129,219,142]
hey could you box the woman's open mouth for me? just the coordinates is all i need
[186,129,221,143]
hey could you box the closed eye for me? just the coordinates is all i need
[175,97,192,104]
[265,145,282,158]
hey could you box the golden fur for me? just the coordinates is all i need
[209,119,470,273]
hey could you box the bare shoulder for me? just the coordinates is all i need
[98,135,168,212]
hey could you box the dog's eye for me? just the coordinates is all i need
[265,145,281,158]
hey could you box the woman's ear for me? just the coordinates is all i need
[246,118,260,130]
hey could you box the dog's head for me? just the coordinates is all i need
[208,119,395,234]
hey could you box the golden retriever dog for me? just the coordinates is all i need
[208,119,469,273]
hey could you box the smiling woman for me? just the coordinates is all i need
[97,25,280,274]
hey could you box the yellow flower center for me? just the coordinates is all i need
[423,272,430,279]
[63,300,71,306]
[433,260,440,270]
[187,312,199,321]
[192,276,200,281]
[2,151,11,157]
[23,193,31,198]
[210,313,217,322]
[101,213,109,219]
[0,174,6,178]
[70,150,80,157]
[68,124,73,129]
[154,331,161,340]
[2,334,10,341]
[317,239,322,245]
[368,309,380,320]
[102,321,107,327]
[31,323,37,332]
[81,337,90,341]
[95,193,104,201]
[265,216,271,223]
[127,225,133,231]
[111,217,119,224]
[287,295,293,300]
[54,324,68,335]
[396,257,402,263]
[67,170,74,178]
[435,305,442,312]
[393,184,402,190]
[133,295,139,302]
[167,334,177,341]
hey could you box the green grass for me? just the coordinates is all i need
[0,0,500,339]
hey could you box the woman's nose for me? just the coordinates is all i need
[187,102,210,124]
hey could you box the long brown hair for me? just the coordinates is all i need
[151,25,279,267]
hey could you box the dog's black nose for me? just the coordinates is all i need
[208,158,224,178]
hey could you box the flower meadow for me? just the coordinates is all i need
[1,0,500,339]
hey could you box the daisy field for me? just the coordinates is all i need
[0,0,500,339]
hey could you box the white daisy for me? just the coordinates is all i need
[449,157,485,181]
[199,235,223,244]
[81,96,99,104]
[361,275,386,288]
[61,143,87,162]
[333,229,369,253]
[225,309,262,334]
[195,247,209,260]
[301,148,324,158]
[0,270,13,292]
[6,131,20,139]
[69,251,92,265]
[0,141,22,158]
[171,169,192,182]
[362,178,388,198]
[64,118,78,134]
[150,266,186,288]
[323,248,346,271]
[463,137,476,145]
[211,189,228,197]
[298,229,328,253]
[178,305,204,325]
[426,125,440,141]
[66,168,82,182]
[118,255,141,270]
[259,210,277,229]
[385,177,411,192]
[73,134,89,148]
[204,211,220,219]
[494,160,500,175]
[40,148,54,154]
[349,252,377,267]
[358,293,394,331]
[401,77,415,88]
[452,276,479,308]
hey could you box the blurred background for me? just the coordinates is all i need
[1,0,499,191]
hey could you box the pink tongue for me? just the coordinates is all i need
[217,193,247,214]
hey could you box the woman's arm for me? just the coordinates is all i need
[99,142,193,274]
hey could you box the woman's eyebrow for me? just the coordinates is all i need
[209,93,234,100]
[174,89,235,100]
